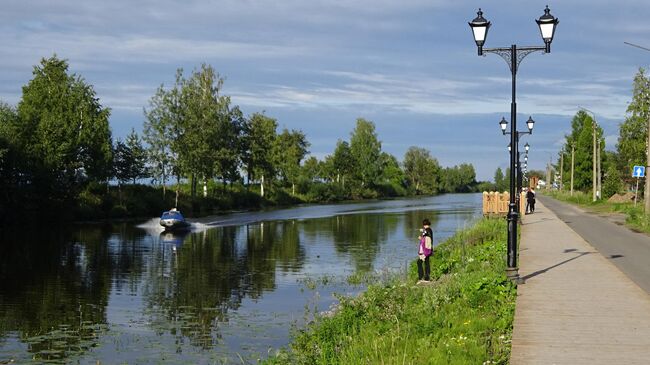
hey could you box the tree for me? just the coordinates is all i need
[403,146,438,194]
[301,156,321,182]
[17,55,113,190]
[179,65,219,196]
[349,118,382,187]
[602,164,623,199]
[379,153,404,184]
[125,129,148,184]
[113,139,131,186]
[274,128,310,195]
[113,129,148,187]
[143,86,171,196]
[143,71,184,199]
[560,110,603,191]
[0,102,24,218]
[0,102,21,183]
[494,167,507,192]
[617,68,650,189]
[331,140,354,187]
[440,164,477,193]
[245,113,278,197]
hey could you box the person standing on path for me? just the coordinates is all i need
[526,187,536,214]
[417,219,434,282]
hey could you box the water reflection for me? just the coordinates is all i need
[0,228,112,363]
[0,194,481,363]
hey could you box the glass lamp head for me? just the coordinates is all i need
[499,117,508,134]
[469,9,491,55]
[536,5,558,52]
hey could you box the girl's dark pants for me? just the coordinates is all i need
[417,255,430,281]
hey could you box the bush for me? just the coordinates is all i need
[602,165,623,199]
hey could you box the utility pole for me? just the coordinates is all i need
[592,114,597,201]
[597,138,602,199]
[580,106,600,201]
[571,144,575,196]
[546,156,552,190]
[560,150,564,191]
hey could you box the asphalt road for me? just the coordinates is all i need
[538,195,650,294]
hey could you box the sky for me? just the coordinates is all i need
[2,0,650,181]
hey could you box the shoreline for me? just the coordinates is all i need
[263,217,516,364]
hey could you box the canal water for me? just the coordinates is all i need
[0,193,481,364]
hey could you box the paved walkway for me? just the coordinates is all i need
[510,200,650,364]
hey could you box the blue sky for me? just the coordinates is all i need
[2,0,650,180]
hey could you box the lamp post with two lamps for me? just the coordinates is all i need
[469,6,558,281]
[501,117,535,214]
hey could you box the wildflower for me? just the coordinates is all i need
[468,257,475,263]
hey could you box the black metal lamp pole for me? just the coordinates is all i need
[501,116,535,218]
[469,6,558,281]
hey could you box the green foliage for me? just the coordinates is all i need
[378,152,407,192]
[602,164,623,199]
[17,55,113,187]
[440,163,478,193]
[349,118,382,187]
[143,82,178,192]
[114,129,148,185]
[615,68,650,192]
[558,111,604,192]
[275,128,310,193]
[494,167,508,192]
[323,140,354,187]
[245,113,278,197]
[403,146,441,194]
[476,181,496,192]
[264,218,515,365]
[301,156,321,182]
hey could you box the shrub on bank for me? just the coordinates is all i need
[264,218,516,365]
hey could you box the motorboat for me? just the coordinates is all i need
[159,208,190,232]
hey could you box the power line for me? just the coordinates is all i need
[624,41,650,52]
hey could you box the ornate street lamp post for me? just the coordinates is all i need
[469,6,558,281]
[500,116,535,215]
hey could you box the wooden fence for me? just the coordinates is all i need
[482,191,526,216]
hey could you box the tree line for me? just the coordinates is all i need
[502,68,650,200]
[0,56,481,225]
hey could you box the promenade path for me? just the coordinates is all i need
[510,199,650,364]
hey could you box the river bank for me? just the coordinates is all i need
[263,217,516,365]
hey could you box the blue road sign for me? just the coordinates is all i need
[633,165,645,178]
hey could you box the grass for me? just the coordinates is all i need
[546,190,650,234]
[263,218,516,365]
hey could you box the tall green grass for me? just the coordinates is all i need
[264,218,515,365]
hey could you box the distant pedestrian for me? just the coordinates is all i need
[417,218,434,282]
[526,187,536,213]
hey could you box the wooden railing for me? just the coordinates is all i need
[482,191,526,216]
